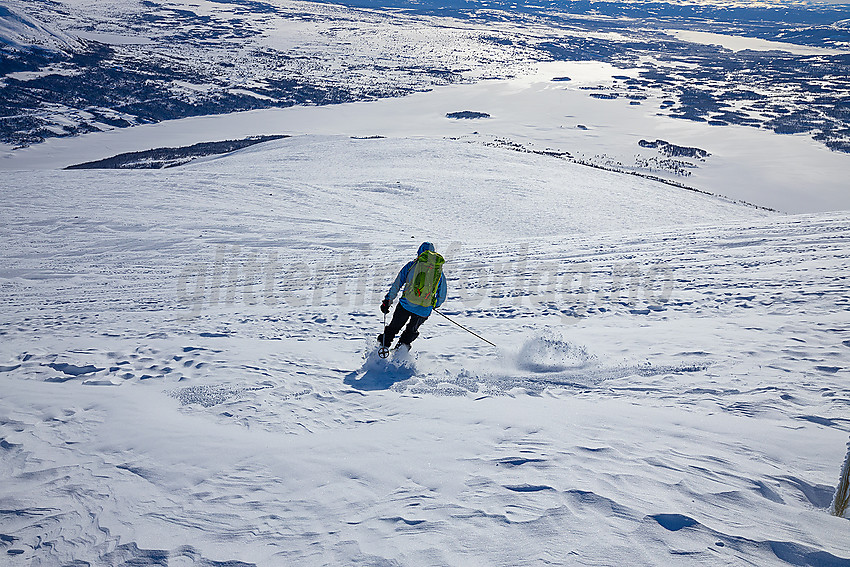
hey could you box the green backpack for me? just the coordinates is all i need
[402,250,445,308]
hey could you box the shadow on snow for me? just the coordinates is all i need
[343,348,417,391]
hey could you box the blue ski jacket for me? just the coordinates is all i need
[385,242,447,318]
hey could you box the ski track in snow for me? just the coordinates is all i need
[0,135,848,565]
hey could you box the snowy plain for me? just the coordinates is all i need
[4,60,849,214]
[1,129,849,565]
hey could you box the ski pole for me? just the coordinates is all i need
[433,308,498,348]
[378,311,390,359]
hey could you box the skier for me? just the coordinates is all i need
[378,242,447,351]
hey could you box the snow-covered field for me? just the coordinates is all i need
[4,59,850,214]
[1,132,849,566]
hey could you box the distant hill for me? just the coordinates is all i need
[0,5,80,52]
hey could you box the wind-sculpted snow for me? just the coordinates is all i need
[0,135,848,565]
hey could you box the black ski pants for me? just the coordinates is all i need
[381,304,428,347]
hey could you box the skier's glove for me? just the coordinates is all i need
[380,299,391,314]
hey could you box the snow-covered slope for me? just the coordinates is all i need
[0,4,79,51]
[1,134,848,566]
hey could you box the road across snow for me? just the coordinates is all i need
[1,135,848,565]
